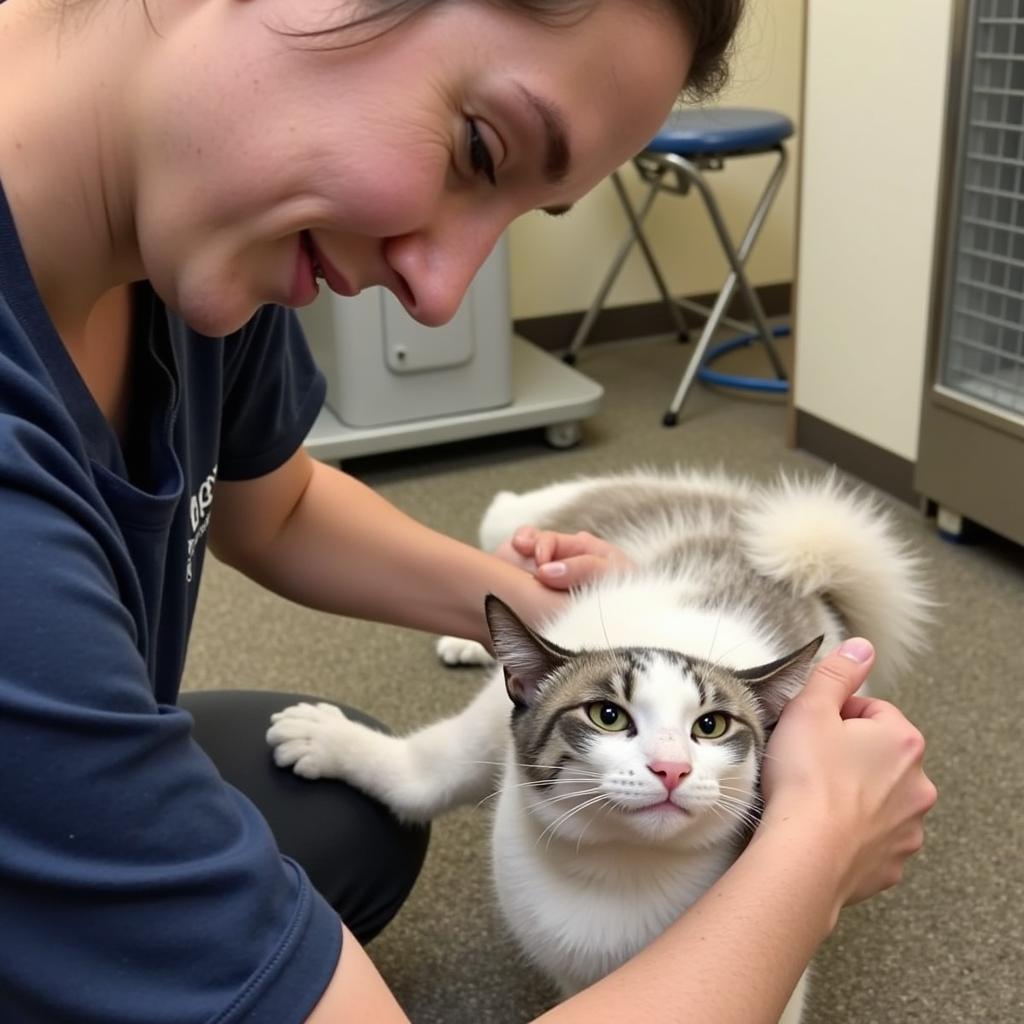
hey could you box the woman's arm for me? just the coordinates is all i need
[305,813,840,1024]
[303,642,937,1023]
[209,448,623,644]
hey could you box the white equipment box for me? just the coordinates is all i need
[300,237,603,461]
[301,243,512,428]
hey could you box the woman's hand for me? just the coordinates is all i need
[760,639,938,913]
[494,526,634,591]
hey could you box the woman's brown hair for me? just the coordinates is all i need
[282,0,746,101]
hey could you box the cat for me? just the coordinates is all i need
[266,468,930,1019]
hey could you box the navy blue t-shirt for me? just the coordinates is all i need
[0,183,342,1022]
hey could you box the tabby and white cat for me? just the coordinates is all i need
[267,468,929,1020]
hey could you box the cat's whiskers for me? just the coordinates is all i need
[716,790,762,819]
[714,791,759,815]
[595,591,626,678]
[528,785,605,812]
[709,806,759,836]
[706,605,724,665]
[704,633,756,678]
[706,801,731,832]
[706,798,759,836]
[712,794,762,832]
[508,777,606,790]
[536,793,612,850]
[464,759,602,777]
[575,799,614,855]
[474,777,603,811]
[697,626,757,705]
[717,782,755,797]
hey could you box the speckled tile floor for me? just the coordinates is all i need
[184,333,1024,1023]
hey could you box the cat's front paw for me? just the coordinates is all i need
[436,635,494,667]
[266,701,353,780]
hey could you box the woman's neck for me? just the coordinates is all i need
[0,0,148,343]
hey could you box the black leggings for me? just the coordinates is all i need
[180,689,430,945]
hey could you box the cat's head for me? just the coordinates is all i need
[485,595,822,851]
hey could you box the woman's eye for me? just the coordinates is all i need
[693,713,730,740]
[587,702,631,733]
[467,118,497,186]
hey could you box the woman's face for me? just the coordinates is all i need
[133,0,691,335]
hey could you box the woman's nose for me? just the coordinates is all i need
[383,216,508,327]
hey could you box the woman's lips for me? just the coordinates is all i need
[306,232,358,298]
[289,232,320,308]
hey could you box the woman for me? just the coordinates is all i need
[0,0,935,1021]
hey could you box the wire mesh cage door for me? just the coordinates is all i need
[915,0,1024,546]
[940,0,1024,417]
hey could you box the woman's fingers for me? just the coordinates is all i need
[511,526,539,557]
[762,635,937,908]
[492,537,537,573]
[506,527,634,591]
[791,639,876,714]
[840,694,910,723]
[534,555,602,590]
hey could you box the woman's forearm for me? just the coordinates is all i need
[223,457,557,645]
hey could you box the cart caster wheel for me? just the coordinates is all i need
[662,411,679,427]
[562,352,577,366]
[545,422,582,450]
[936,506,969,543]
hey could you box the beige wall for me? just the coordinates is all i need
[507,0,806,321]
[793,0,955,461]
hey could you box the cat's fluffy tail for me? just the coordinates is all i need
[740,472,932,693]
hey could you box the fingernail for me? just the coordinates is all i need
[541,561,567,578]
[514,527,536,543]
[838,637,873,663]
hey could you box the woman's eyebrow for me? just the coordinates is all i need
[514,84,572,184]
[513,84,574,216]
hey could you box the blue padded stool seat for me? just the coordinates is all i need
[646,108,795,157]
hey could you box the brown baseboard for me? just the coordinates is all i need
[794,410,919,507]
[514,283,792,353]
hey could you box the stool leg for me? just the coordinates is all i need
[662,274,741,426]
[564,172,662,364]
[610,170,689,343]
[661,147,789,424]
[711,149,790,380]
[684,148,789,376]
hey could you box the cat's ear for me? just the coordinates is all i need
[733,635,824,723]
[484,594,574,708]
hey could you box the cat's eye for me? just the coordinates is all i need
[693,712,731,740]
[586,702,631,732]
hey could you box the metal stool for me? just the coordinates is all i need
[564,107,795,426]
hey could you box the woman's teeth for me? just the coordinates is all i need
[303,232,324,280]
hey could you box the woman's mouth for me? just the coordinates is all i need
[288,231,321,308]
[306,234,324,281]
[303,231,358,298]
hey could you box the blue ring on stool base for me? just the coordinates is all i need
[696,325,791,393]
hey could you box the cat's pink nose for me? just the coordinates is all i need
[648,760,691,793]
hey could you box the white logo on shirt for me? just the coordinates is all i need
[186,465,218,583]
